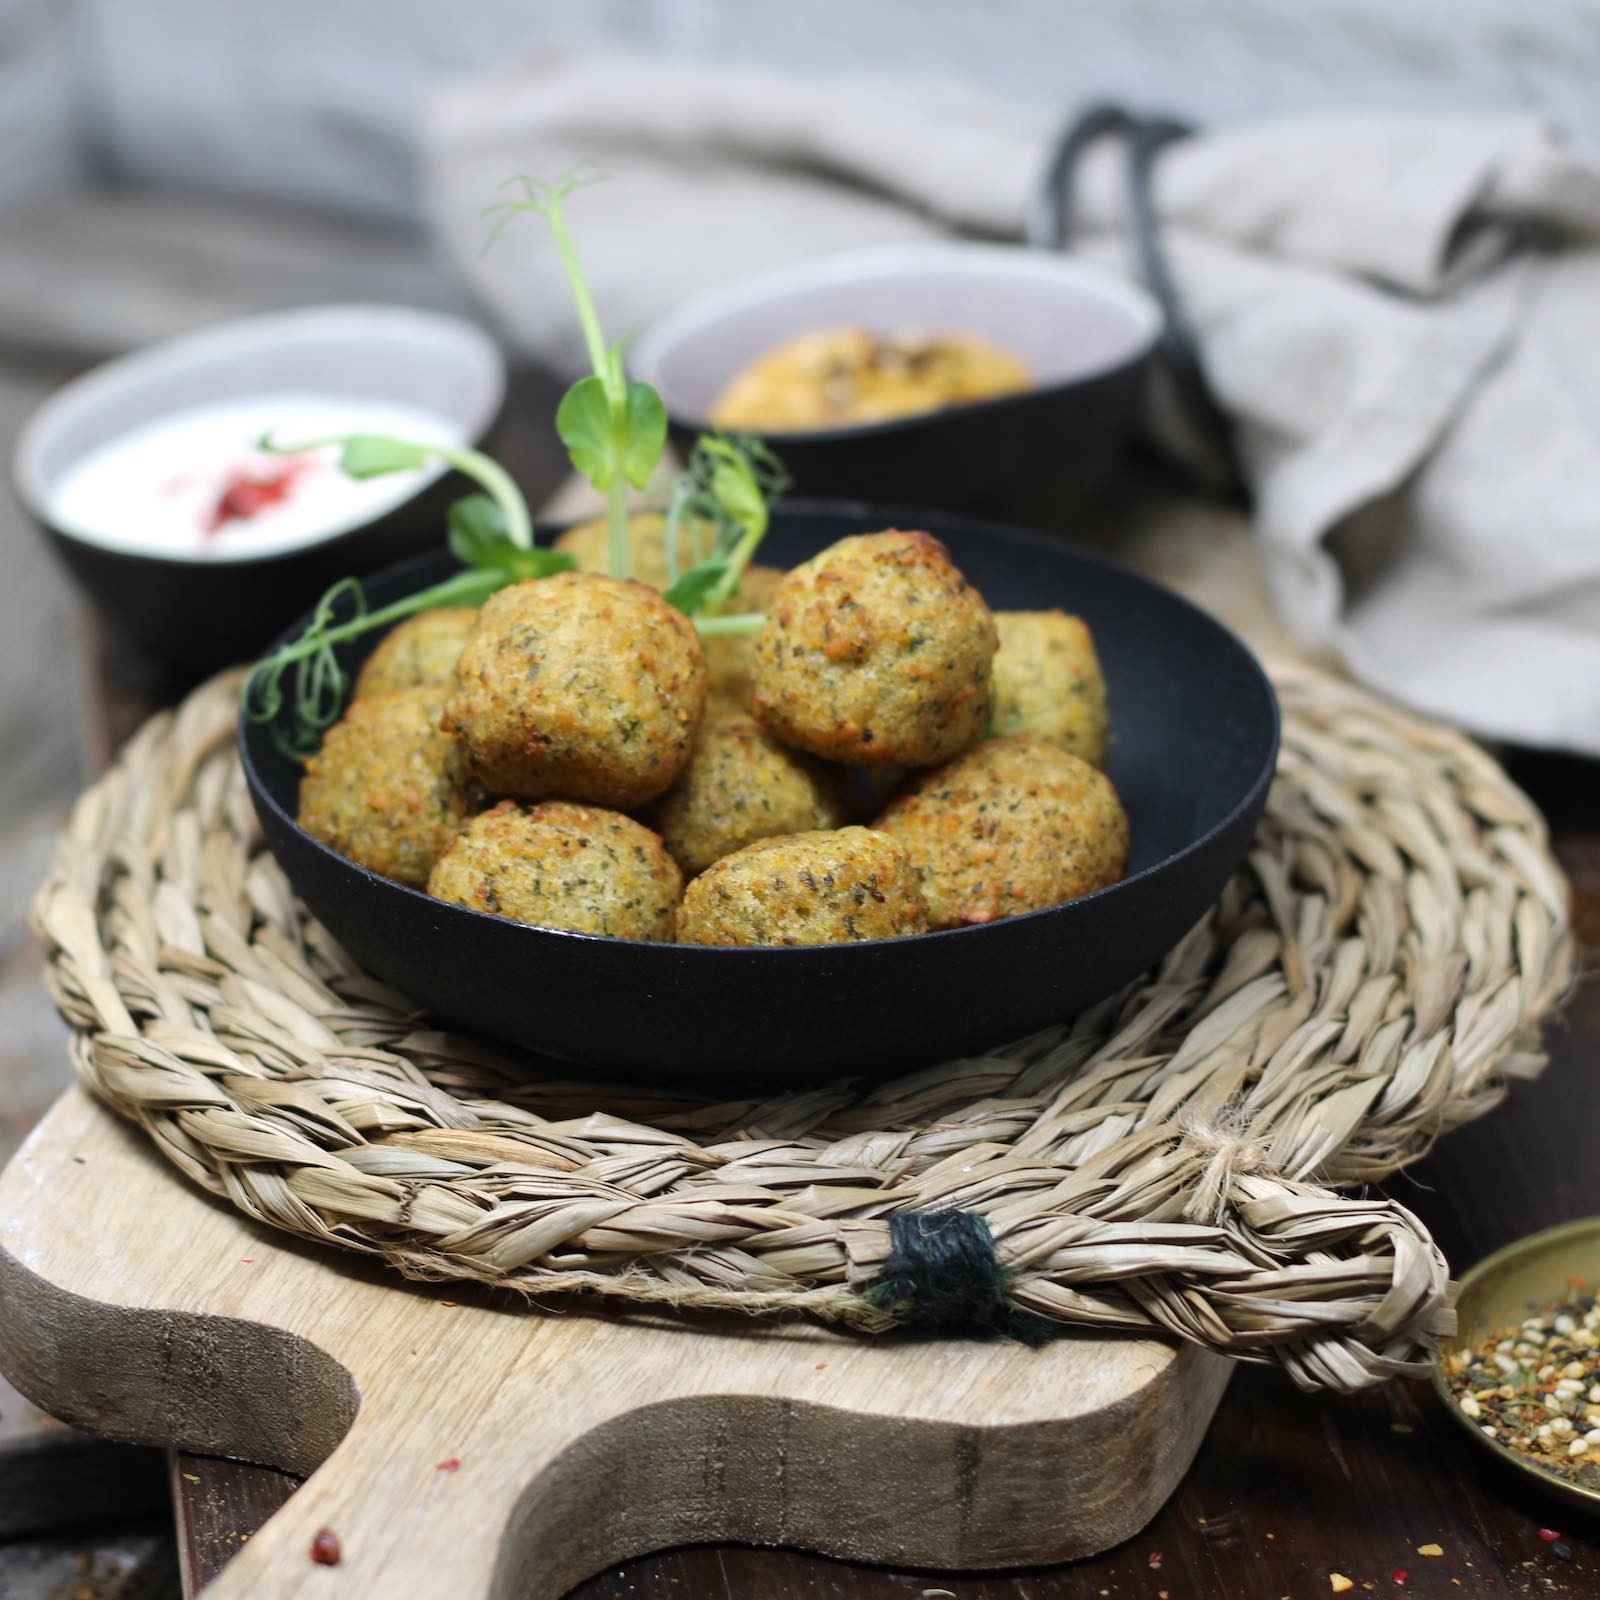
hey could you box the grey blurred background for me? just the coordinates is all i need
[2,3,1597,1590]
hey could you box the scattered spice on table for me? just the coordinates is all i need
[1442,1286,1600,1491]
[310,1526,343,1566]
[1417,1543,1444,1557]
[1330,1575,1354,1593]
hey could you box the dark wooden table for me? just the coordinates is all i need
[49,376,1600,1595]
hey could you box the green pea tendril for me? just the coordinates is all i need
[242,168,784,762]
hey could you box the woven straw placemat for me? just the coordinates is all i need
[32,663,1573,1393]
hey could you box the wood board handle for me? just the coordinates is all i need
[0,1092,1230,1598]
[202,1313,1228,1598]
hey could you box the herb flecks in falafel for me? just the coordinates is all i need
[643,707,852,877]
[752,530,997,769]
[678,826,929,946]
[874,735,1128,929]
[429,799,681,941]
[298,686,486,887]
[445,573,708,810]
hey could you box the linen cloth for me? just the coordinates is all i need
[424,49,1600,754]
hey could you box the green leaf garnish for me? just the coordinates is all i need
[447,494,509,565]
[656,434,790,618]
[505,547,579,581]
[483,170,655,579]
[662,561,732,615]
[554,376,615,489]
[449,496,575,579]
[622,381,668,490]
[338,435,432,478]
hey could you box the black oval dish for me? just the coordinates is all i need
[13,305,505,678]
[631,244,1161,531]
[240,504,1279,1087]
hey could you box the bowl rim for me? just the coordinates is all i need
[631,241,1163,443]
[239,497,1280,961]
[1427,1215,1600,1513]
[12,303,507,570]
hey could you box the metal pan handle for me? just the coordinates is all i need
[1029,103,1248,499]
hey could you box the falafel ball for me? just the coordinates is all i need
[989,611,1110,768]
[704,562,786,709]
[297,686,482,887]
[873,735,1128,929]
[677,826,929,946]
[751,529,996,769]
[353,606,478,700]
[641,707,852,877]
[553,511,707,588]
[552,512,784,710]
[444,572,707,810]
[427,799,681,941]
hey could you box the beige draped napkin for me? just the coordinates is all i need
[424,48,1600,755]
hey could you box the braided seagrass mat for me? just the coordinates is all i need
[31,660,1574,1395]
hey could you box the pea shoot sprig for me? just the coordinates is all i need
[485,169,663,583]
[242,435,575,758]
[242,170,784,762]
[662,433,790,629]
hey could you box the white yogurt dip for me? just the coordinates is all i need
[48,394,465,561]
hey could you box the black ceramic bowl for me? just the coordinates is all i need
[240,504,1278,1087]
[13,305,505,677]
[631,245,1161,530]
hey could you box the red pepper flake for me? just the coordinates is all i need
[309,1526,342,1566]
[204,460,310,534]
[815,1362,828,1372]
[1392,1571,1408,1586]
[1147,1551,1164,1569]
[435,1457,461,1473]
[1537,1528,1562,1543]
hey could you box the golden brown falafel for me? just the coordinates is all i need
[989,611,1110,768]
[704,562,786,709]
[444,572,708,810]
[677,825,929,946]
[641,707,852,877]
[352,607,478,700]
[751,529,996,769]
[427,799,681,940]
[553,511,710,588]
[553,513,784,710]
[297,686,482,887]
[873,735,1128,929]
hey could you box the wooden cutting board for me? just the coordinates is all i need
[0,1087,1230,1598]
